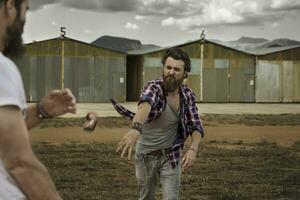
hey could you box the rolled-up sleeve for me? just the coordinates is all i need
[138,82,159,108]
[186,91,204,137]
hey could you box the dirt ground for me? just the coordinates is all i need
[29,115,300,199]
[29,115,300,147]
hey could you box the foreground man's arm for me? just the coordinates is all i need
[0,106,61,200]
[25,88,76,130]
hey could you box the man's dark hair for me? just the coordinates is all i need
[0,0,23,13]
[161,48,191,73]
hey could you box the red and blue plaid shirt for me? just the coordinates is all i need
[111,79,204,168]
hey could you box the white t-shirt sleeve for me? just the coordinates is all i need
[0,54,27,112]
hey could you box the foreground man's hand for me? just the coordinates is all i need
[40,88,77,117]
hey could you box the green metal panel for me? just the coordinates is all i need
[144,58,161,67]
[190,59,201,75]
[256,61,280,102]
[64,57,95,102]
[241,60,255,102]
[110,58,126,102]
[112,72,126,102]
[281,61,293,102]
[94,58,111,102]
[14,55,31,100]
[243,74,255,102]
[144,67,161,86]
[216,69,228,102]
[203,69,216,102]
[294,61,300,102]
[185,75,200,102]
[215,59,229,102]
[45,56,61,95]
[229,68,243,102]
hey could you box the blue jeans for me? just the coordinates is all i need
[135,152,181,200]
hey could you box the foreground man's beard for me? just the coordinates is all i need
[162,75,183,93]
[3,16,25,59]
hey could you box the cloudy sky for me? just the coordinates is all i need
[23,0,300,46]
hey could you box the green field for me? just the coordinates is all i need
[33,141,300,200]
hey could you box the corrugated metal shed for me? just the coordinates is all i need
[255,45,300,102]
[14,37,126,102]
[126,39,256,102]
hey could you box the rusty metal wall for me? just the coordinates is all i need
[15,55,60,102]
[294,61,300,102]
[281,61,293,102]
[256,61,280,102]
[110,58,126,102]
[242,60,255,102]
[64,57,95,102]
[203,68,216,102]
[256,60,299,102]
[64,57,126,103]
[188,59,201,102]
[14,55,30,100]
[94,58,110,102]
[229,68,243,102]
[143,57,162,85]
[14,39,126,102]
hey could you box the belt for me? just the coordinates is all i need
[146,147,173,156]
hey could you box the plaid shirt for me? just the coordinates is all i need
[111,79,204,168]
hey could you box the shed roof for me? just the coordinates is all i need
[25,36,126,54]
[126,38,256,56]
[245,44,300,56]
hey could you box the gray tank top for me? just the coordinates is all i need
[136,103,179,154]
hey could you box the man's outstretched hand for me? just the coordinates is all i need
[40,88,77,117]
[116,129,140,160]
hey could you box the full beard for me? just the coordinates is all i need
[3,17,25,59]
[162,75,183,93]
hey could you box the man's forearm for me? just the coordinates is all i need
[1,107,61,199]
[190,131,202,152]
[132,102,151,125]
[8,156,61,200]
[25,104,42,130]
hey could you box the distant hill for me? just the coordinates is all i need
[259,38,300,48]
[91,35,160,53]
[221,36,300,51]
[232,36,269,44]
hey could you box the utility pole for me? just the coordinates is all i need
[200,30,205,102]
[61,27,66,89]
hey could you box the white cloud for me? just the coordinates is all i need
[160,0,265,30]
[142,0,156,6]
[162,17,176,26]
[271,21,280,27]
[233,1,258,13]
[125,22,140,30]
[167,0,181,5]
[84,29,94,34]
[271,0,300,9]
[135,15,146,20]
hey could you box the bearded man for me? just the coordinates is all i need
[111,48,204,200]
[0,0,77,199]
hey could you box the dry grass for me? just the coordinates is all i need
[31,114,300,199]
[33,141,300,200]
